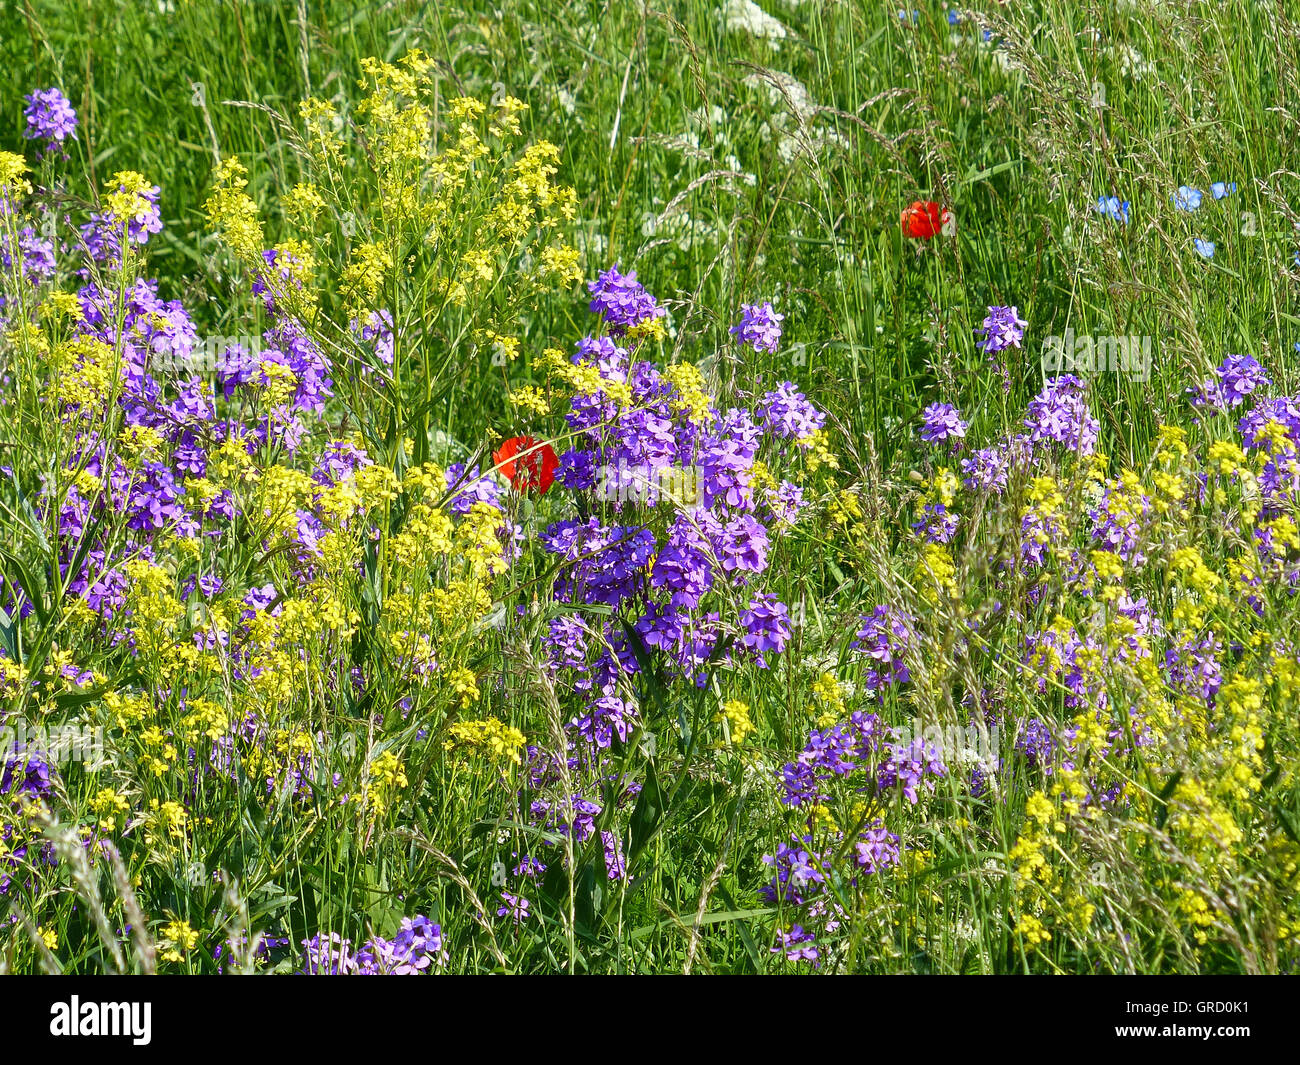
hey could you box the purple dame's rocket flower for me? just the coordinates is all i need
[1023,374,1099,455]
[587,265,664,331]
[976,305,1027,355]
[730,301,784,354]
[23,88,78,148]
[920,402,968,443]
[1188,353,1269,412]
[740,592,791,658]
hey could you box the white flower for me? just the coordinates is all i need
[721,0,789,48]
[745,69,817,123]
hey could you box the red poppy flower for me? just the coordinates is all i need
[900,200,954,240]
[493,435,558,494]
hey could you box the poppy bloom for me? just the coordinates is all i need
[493,435,558,494]
[900,200,954,239]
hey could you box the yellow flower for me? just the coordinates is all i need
[715,698,756,744]
[104,171,157,227]
[204,157,264,260]
[447,717,527,765]
[160,919,199,963]
[0,151,31,193]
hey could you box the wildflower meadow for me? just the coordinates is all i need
[0,0,1298,1006]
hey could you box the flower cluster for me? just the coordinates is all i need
[301,916,446,975]
[730,300,784,353]
[484,271,829,920]
[23,87,78,152]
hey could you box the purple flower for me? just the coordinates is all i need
[913,502,959,543]
[761,840,828,905]
[587,265,664,330]
[544,615,590,670]
[740,593,791,659]
[771,924,821,965]
[1,751,53,800]
[569,692,638,749]
[920,402,968,443]
[445,463,502,514]
[758,381,826,440]
[300,933,362,975]
[78,182,163,262]
[496,892,531,923]
[851,606,912,689]
[730,301,784,354]
[961,445,1010,493]
[1017,718,1055,770]
[767,480,807,526]
[1023,375,1098,455]
[853,821,901,874]
[976,305,1027,355]
[0,227,57,283]
[876,735,946,803]
[353,309,395,366]
[23,88,78,148]
[1189,353,1269,412]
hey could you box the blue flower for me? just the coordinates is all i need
[1094,196,1130,224]
[1211,181,1237,200]
[1194,238,1216,259]
[1174,186,1203,212]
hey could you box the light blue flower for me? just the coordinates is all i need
[1194,238,1216,259]
[1174,186,1203,211]
[1094,195,1130,224]
[1211,181,1237,200]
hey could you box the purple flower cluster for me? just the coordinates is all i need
[1023,374,1099,455]
[499,274,822,922]
[960,445,1010,493]
[764,698,943,955]
[1,751,53,801]
[771,923,821,965]
[730,301,784,354]
[300,915,446,975]
[0,226,57,287]
[23,88,78,151]
[541,297,811,686]
[921,401,968,443]
[851,605,912,692]
[78,183,163,265]
[1016,718,1055,770]
[761,838,829,905]
[975,305,1027,355]
[1089,481,1153,564]
[1189,353,1270,413]
[876,736,947,804]
[757,381,826,440]
[586,265,664,331]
